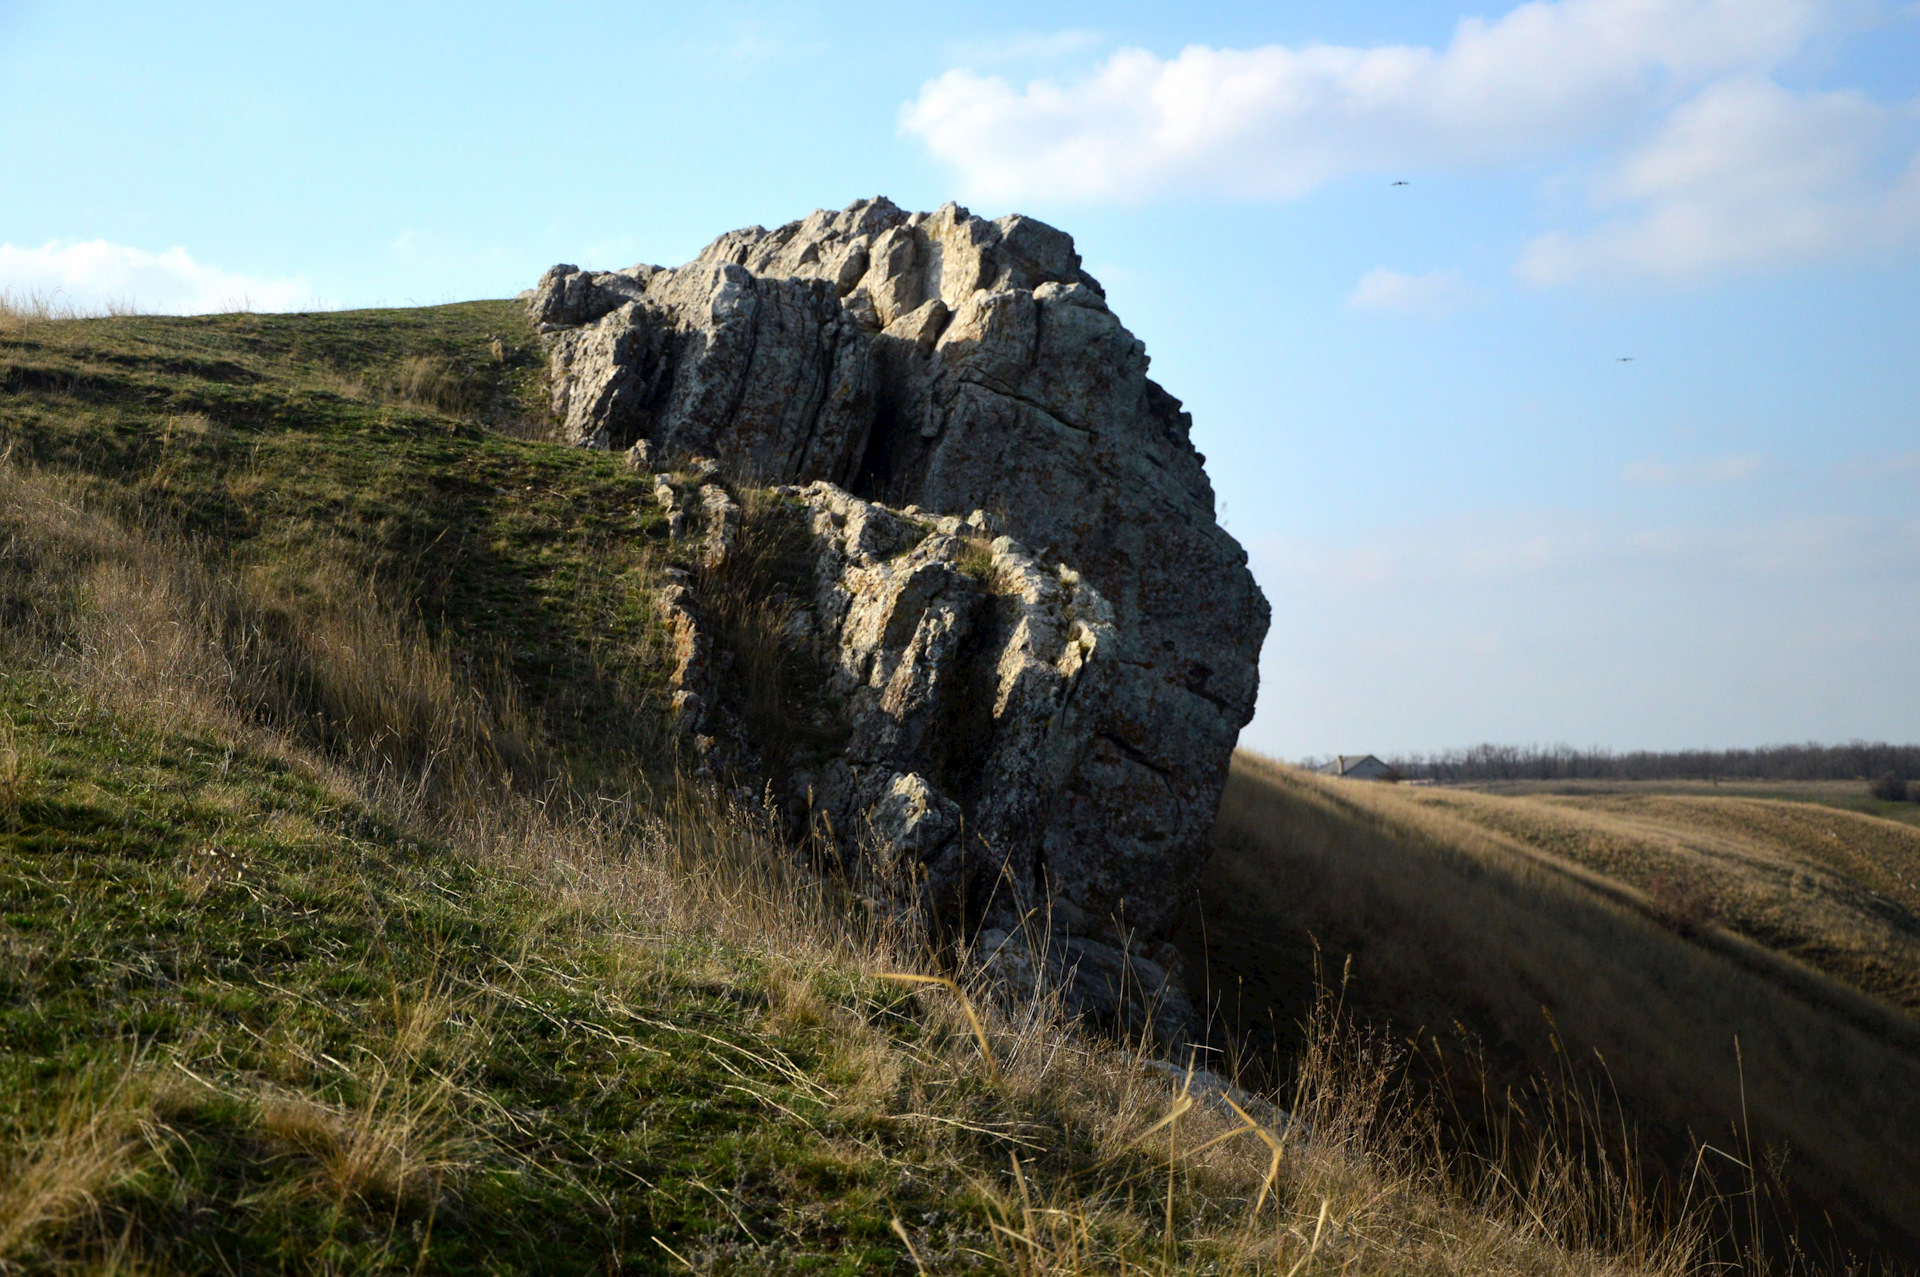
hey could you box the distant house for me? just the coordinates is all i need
[1318,754,1399,781]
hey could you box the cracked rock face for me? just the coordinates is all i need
[655,478,1196,1038]
[531,197,1269,1032]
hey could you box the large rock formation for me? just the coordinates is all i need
[530,198,1269,1037]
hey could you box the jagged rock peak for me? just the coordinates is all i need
[526,196,1105,336]
[687,196,1104,324]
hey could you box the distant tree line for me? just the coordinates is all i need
[1385,742,1920,784]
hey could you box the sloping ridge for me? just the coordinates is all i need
[1186,753,1920,1256]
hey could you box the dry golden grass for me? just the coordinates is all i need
[382,354,488,415]
[1193,753,1920,1260]
[0,457,542,815]
[0,288,130,328]
[1377,785,1920,1010]
[0,717,31,827]
[256,1071,462,1210]
[0,1065,166,1260]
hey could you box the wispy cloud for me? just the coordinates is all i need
[675,7,828,72]
[0,240,311,314]
[1346,268,1472,316]
[1836,448,1920,479]
[901,0,1920,283]
[900,0,1828,202]
[1622,453,1768,485]
[1519,77,1920,282]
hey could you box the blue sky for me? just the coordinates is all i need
[4,0,1916,756]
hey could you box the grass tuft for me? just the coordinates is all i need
[0,1064,160,1262]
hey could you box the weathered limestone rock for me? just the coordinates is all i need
[787,482,1115,914]
[532,198,1269,1037]
[651,477,1195,1035]
[527,263,658,329]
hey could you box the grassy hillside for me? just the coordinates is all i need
[0,299,680,790]
[1415,783,1920,1013]
[1188,755,1920,1260]
[0,302,1750,1274]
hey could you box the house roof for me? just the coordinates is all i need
[1320,754,1392,777]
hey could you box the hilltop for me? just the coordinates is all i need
[0,291,1763,1273]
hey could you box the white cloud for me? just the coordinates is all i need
[1836,449,1920,479]
[1520,77,1920,281]
[901,0,1920,282]
[899,0,1827,202]
[1346,267,1472,315]
[1621,453,1768,485]
[0,240,311,315]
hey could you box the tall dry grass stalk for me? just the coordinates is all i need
[256,1065,464,1211]
[0,288,145,330]
[0,456,1765,1275]
[383,355,487,415]
[0,715,31,828]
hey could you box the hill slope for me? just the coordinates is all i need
[1188,755,1920,1258]
[0,302,1734,1275]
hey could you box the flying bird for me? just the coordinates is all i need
[1392,180,1410,186]
[1617,356,1635,362]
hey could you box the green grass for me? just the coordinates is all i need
[1,303,679,789]
[0,670,987,1272]
[0,306,1272,1276]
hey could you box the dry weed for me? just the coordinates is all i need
[384,355,484,415]
[0,458,542,816]
[0,1067,162,1262]
[178,842,250,900]
[258,1074,457,1209]
[0,716,33,826]
[0,287,113,328]
[249,983,473,1212]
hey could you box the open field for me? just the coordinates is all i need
[1419,781,1920,1011]
[0,303,1765,1274]
[1462,777,1920,833]
[1186,755,1920,1260]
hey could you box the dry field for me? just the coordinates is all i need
[1184,754,1920,1261]
[1469,776,1920,833]
[1423,780,1920,1012]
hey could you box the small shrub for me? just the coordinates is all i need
[954,539,998,586]
[384,355,486,415]
[1870,772,1909,802]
